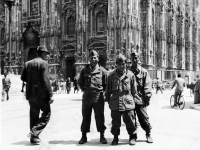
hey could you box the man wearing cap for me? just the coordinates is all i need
[126,58,132,70]
[21,45,54,145]
[105,53,137,146]
[130,51,153,143]
[78,50,108,144]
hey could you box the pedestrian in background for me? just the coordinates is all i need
[21,45,54,145]
[66,77,71,94]
[171,73,185,106]
[194,77,200,104]
[73,76,79,94]
[130,51,153,143]
[78,50,108,144]
[105,53,137,146]
[156,77,163,94]
[1,72,11,101]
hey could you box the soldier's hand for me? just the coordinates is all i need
[49,96,54,104]
[145,101,150,106]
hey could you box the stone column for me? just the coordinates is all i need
[160,2,166,68]
[189,19,192,70]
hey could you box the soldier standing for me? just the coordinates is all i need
[130,51,153,143]
[105,54,137,146]
[21,45,54,145]
[78,50,107,144]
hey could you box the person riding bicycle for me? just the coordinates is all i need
[171,73,186,106]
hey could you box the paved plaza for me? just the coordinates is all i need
[1,78,200,150]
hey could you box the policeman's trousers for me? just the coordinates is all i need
[29,98,51,136]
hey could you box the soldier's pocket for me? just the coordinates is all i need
[123,79,131,91]
[84,74,91,86]
[95,75,102,85]
[111,79,118,92]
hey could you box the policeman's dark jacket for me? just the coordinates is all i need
[130,65,152,105]
[78,64,107,97]
[105,69,138,111]
[21,57,53,100]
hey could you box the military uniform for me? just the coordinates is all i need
[130,65,152,135]
[105,69,137,137]
[78,64,107,133]
[21,46,53,140]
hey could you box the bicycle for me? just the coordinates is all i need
[170,92,185,110]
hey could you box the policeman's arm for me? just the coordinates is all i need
[78,70,85,91]
[144,72,152,99]
[41,61,53,98]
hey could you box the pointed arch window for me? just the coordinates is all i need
[30,0,39,16]
[67,16,75,35]
[1,28,5,45]
[96,12,105,32]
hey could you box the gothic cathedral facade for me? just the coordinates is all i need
[0,0,200,81]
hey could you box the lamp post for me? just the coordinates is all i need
[5,0,15,72]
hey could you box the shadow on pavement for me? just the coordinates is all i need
[48,138,134,146]
[11,141,38,146]
[69,98,82,101]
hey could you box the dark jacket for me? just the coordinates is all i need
[21,57,53,100]
[130,65,152,105]
[78,64,107,102]
[105,69,137,111]
[2,77,11,90]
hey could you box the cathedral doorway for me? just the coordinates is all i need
[66,57,76,81]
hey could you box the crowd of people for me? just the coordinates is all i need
[2,45,200,146]
[48,76,79,94]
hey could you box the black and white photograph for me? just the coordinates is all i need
[0,0,200,149]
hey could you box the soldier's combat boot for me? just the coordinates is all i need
[79,133,87,144]
[111,136,119,146]
[146,134,153,143]
[129,134,137,145]
[100,132,107,144]
[28,133,41,145]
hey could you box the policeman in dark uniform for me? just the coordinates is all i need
[130,51,153,143]
[21,45,54,144]
[78,50,108,144]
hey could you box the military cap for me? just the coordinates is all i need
[37,45,50,54]
[131,50,140,58]
[89,50,99,57]
[116,53,127,64]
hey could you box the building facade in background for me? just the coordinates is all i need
[0,0,200,82]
